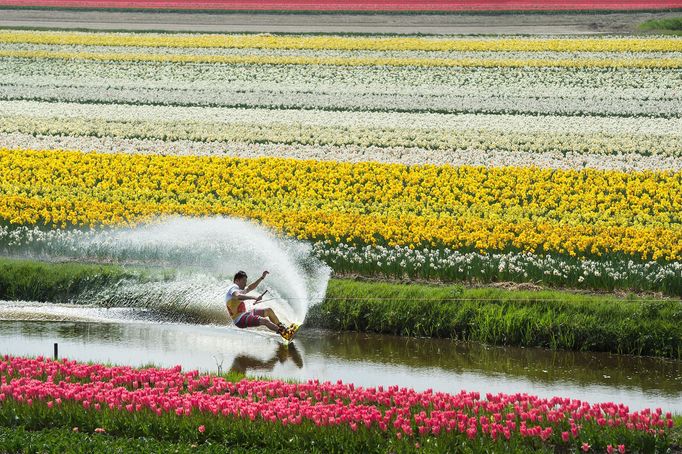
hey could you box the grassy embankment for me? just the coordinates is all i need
[313,279,682,358]
[6,416,679,454]
[0,257,680,358]
[0,256,171,303]
[640,17,682,34]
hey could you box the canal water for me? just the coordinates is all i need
[0,300,680,413]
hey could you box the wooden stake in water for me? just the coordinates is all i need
[53,342,58,360]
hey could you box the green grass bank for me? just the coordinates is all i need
[309,279,682,358]
[0,257,173,304]
[0,426,272,454]
[639,17,682,33]
[0,403,673,454]
[0,257,680,358]
[0,402,399,454]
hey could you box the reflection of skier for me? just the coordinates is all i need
[229,343,304,375]
[225,270,287,336]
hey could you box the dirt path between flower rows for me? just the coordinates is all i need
[0,8,680,34]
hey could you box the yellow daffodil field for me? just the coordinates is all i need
[0,29,681,294]
[1,149,680,260]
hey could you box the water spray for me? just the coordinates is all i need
[6,216,332,326]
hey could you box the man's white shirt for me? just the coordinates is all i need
[225,283,240,303]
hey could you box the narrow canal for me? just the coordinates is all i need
[1,301,679,412]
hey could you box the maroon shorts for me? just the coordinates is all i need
[234,309,266,329]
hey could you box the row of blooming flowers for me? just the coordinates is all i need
[0,355,674,452]
[7,44,681,60]
[0,0,679,12]
[5,100,677,135]
[0,0,679,11]
[7,48,679,69]
[1,32,680,52]
[0,30,680,294]
[1,148,680,261]
[1,225,680,296]
[2,106,680,159]
[0,32,680,174]
[2,132,680,173]
[6,49,679,79]
[312,243,682,296]
[1,47,680,118]
[6,57,677,94]
[1,30,680,180]
[5,77,678,118]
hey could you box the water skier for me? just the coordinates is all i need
[225,270,288,336]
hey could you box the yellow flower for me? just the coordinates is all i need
[1,148,680,260]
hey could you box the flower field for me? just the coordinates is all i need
[1,149,681,260]
[0,355,674,452]
[0,30,681,293]
[0,0,681,11]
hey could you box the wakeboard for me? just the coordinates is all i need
[280,323,300,343]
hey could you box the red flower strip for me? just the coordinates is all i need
[0,355,673,446]
[0,0,679,11]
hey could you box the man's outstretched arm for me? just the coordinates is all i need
[245,271,269,293]
[235,293,258,301]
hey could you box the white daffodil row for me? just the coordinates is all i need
[3,74,677,106]
[4,42,682,61]
[1,116,679,161]
[2,132,681,173]
[312,242,682,295]
[1,101,679,161]
[1,224,679,294]
[3,58,679,93]
[3,100,679,136]
[0,34,679,174]
[2,82,678,118]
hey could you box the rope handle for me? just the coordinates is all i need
[253,289,268,305]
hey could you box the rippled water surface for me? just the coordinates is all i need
[1,306,680,412]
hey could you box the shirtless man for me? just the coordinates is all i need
[225,270,286,335]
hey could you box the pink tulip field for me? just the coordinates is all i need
[0,355,674,452]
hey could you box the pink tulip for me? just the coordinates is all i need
[0,355,671,449]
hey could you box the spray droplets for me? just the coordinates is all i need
[8,216,331,325]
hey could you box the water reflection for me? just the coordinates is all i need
[303,331,682,395]
[0,319,680,411]
[229,343,303,375]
